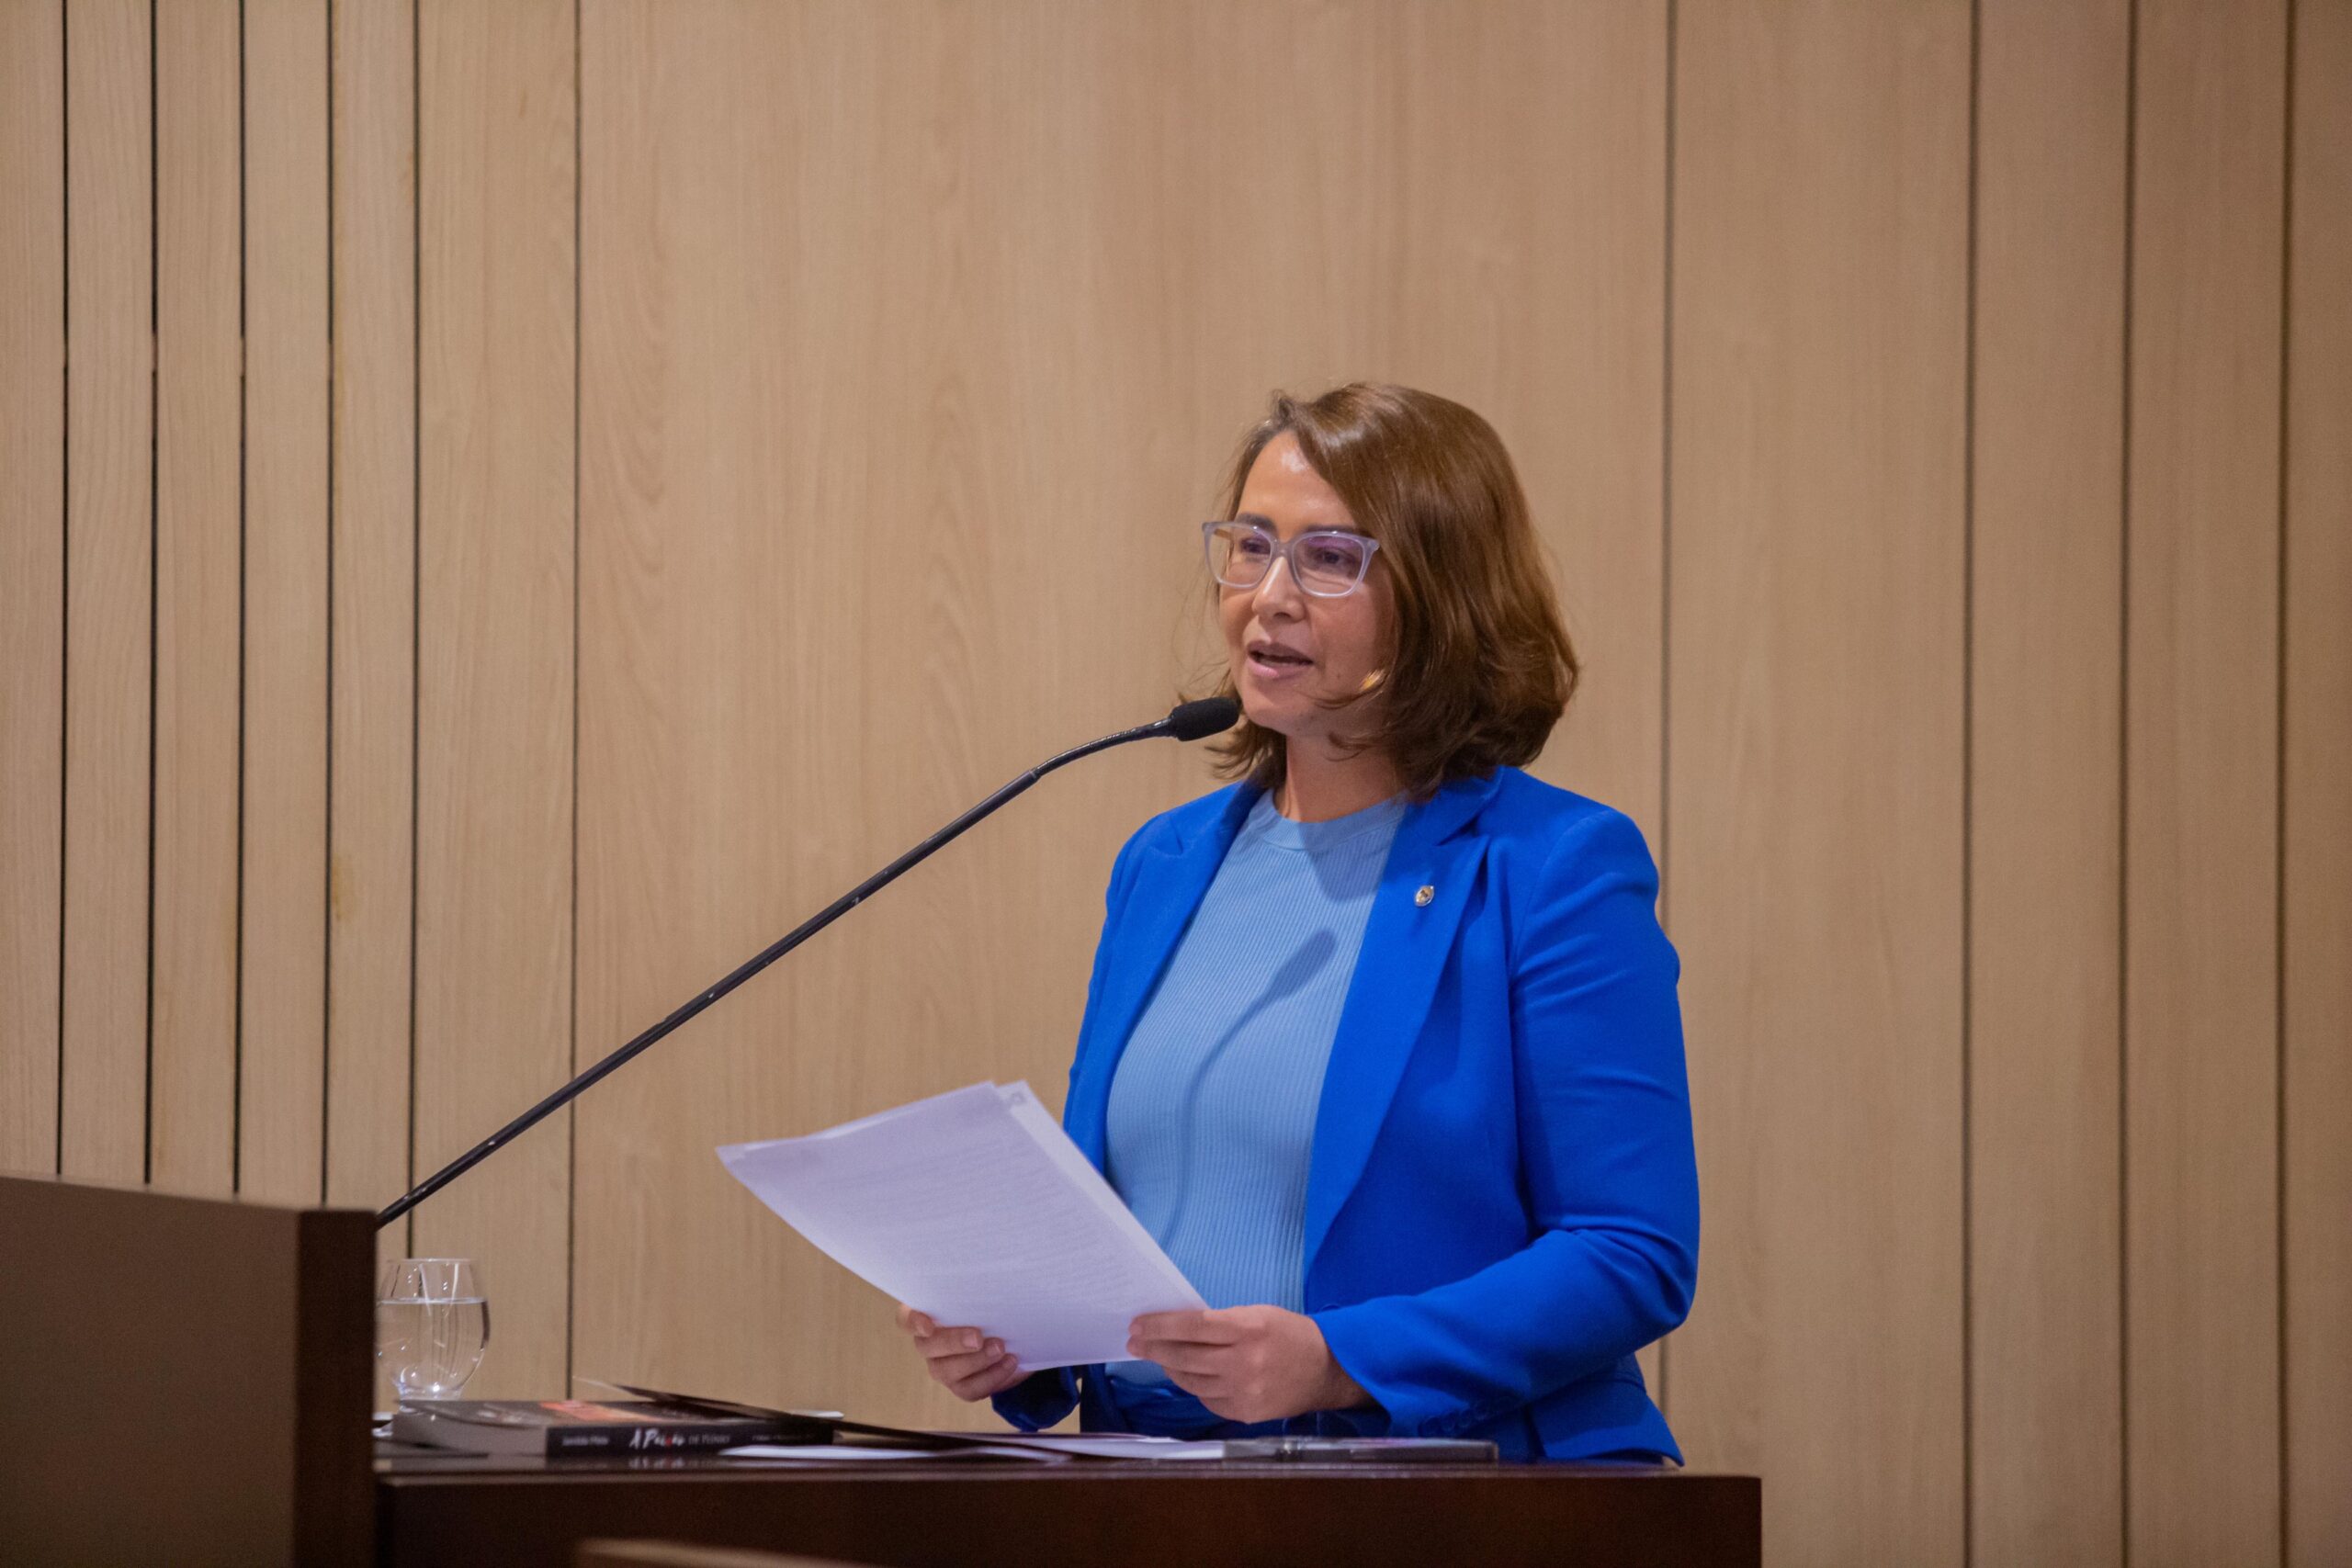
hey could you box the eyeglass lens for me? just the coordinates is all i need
[1206,525,1373,595]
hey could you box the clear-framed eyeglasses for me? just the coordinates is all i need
[1201,520,1383,598]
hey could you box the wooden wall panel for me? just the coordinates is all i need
[2124,5,2288,1564]
[2285,4,2352,1562]
[325,0,418,1263]
[1666,5,1971,1564]
[1369,0,1670,1401]
[1436,2,1668,853]
[0,0,65,1177]
[59,0,153,1184]
[150,0,244,1197]
[414,0,577,1397]
[575,0,1668,1430]
[577,0,1216,1428]
[238,0,332,1204]
[1968,3,2128,1562]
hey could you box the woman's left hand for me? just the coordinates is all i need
[1126,1305,1371,1425]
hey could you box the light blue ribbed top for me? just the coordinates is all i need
[1102,788,1406,1386]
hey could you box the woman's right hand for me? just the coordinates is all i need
[895,1303,1028,1402]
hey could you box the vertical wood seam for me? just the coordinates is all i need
[404,0,423,1259]
[1656,0,1677,1427]
[322,0,338,1209]
[231,0,248,1195]
[2118,2,2140,1560]
[142,0,159,1189]
[56,0,71,1179]
[1962,1,1982,1560]
[564,0,582,1395]
[2272,4,2297,1560]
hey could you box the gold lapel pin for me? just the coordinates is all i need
[1414,885,1435,907]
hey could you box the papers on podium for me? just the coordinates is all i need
[718,1082,1206,1371]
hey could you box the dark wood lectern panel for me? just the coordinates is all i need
[379,1462,1759,1568]
[0,1175,375,1566]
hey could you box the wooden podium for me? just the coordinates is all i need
[0,1173,375,1566]
[0,1175,1758,1568]
[376,1453,1760,1568]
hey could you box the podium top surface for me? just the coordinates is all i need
[378,1448,1760,1568]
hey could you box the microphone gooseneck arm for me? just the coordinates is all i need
[376,697,1239,1229]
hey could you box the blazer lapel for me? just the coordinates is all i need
[1302,772,1499,1274]
[1065,784,1259,1168]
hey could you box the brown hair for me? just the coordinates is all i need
[1203,383,1579,801]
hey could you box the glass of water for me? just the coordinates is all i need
[376,1258,490,1400]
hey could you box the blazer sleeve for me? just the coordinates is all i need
[1311,807,1701,1438]
[990,824,1149,1432]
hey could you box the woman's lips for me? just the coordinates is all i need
[1246,649,1314,681]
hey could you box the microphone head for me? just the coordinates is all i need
[1163,696,1242,741]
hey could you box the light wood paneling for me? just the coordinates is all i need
[2285,5,2352,1562]
[59,0,153,1184]
[414,0,577,1396]
[1666,5,1972,1564]
[2124,5,2289,1563]
[1409,1,1671,854]
[151,0,243,1199]
[237,0,333,1204]
[577,0,1209,1427]
[0,0,66,1176]
[1329,0,1674,1410]
[1968,2,2128,1562]
[575,0,1668,1429]
[325,0,418,1262]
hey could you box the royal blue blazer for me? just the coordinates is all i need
[993,765,1699,1462]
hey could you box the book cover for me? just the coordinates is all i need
[390,1398,831,1457]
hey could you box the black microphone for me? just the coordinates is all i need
[378,696,1240,1228]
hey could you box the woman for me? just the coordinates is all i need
[895,384,1698,1462]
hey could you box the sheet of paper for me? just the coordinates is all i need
[718,1444,1061,1463]
[718,1445,933,1461]
[968,1432,1227,1461]
[717,1081,1205,1371]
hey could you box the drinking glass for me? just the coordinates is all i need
[376,1258,490,1400]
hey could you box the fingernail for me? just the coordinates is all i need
[964,1331,981,1350]
[986,1339,1003,1357]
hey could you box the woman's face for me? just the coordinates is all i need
[1219,433,1392,752]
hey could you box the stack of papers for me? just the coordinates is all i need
[719,1433,1227,1463]
[718,1082,1205,1371]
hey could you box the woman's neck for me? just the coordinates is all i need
[1273,740,1402,823]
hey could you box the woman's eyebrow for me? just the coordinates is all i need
[1233,511,1368,536]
